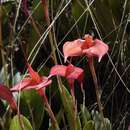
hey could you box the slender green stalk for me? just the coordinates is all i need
[38,88,60,130]
[81,83,86,112]
[88,58,107,130]
[70,85,77,130]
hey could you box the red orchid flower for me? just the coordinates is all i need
[0,84,17,110]
[11,64,60,130]
[49,64,84,96]
[63,34,109,62]
[11,63,52,93]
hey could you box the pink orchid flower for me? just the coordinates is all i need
[11,63,52,93]
[11,64,60,130]
[49,64,84,96]
[63,34,108,62]
[0,84,17,110]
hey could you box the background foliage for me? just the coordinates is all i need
[0,0,130,130]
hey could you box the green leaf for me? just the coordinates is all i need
[59,85,83,130]
[77,115,82,130]
[91,110,112,130]
[9,115,33,130]
[91,110,101,130]
[60,85,74,129]
[80,104,91,126]
[60,85,80,130]
[104,118,112,130]
[83,120,95,130]
[20,90,44,130]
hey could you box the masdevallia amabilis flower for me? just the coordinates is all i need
[11,63,52,92]
[49,64,84,97]
[11,64,60,130]
[63,34,108,62]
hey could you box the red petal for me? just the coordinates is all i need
[49,65,67,77]
[0,84,17,110]
[65,64,75,77]
[27,63,41,83]
[23,77,52,90]
[63,39,84,62]
[83,39,109,62]
[49,64,84,83]
[11,78,31,92]
[11,77,51,91]
[66,66,84,82]
[66,65,84,90]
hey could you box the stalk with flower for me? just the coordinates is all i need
[63,34,109,130]
[11,63,60,130]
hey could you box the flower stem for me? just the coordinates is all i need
[68,80,76,103]
[81,83,85,112]
[88,58,107,130]
[70,87,77,130]
[38,88,60,130]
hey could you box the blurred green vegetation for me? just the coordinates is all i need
[0,0,130,130]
